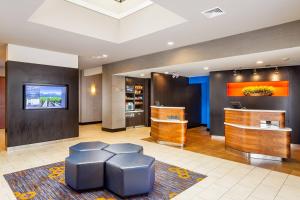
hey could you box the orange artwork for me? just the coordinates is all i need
[227,81,289,97]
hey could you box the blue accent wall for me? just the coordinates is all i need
[189,76,210,128]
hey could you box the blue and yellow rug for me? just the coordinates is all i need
[4,161,206,200]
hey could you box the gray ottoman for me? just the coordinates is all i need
[105,153,155,197]
[69,141,108,155]
[104,143,143,155]
[65,150,114,190]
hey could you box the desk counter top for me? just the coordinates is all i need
[224,108,286,113]
[151,106,185,109]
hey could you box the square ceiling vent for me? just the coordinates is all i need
[202,7,225,19]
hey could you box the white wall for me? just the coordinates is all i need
[79,71,102,123]
[6,44,78,68]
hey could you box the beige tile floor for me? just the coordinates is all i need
[0,124,300,200]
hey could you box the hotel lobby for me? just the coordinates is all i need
[1,0,300,200]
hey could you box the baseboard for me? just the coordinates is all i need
[101,127,126,132]
[79,121,102,125]
[6,136,79,152]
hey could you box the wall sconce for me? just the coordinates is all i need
[90,83,96,95]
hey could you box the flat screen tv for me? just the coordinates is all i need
[24,84,68,110]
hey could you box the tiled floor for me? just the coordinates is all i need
[1,124,300,200]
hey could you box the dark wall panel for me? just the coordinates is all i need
[0,77,5,129]
[210,66,300,144]
[151,73,201,128]
[6,61,79,147]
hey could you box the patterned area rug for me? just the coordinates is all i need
[4,161,206,200]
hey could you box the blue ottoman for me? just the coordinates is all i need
[69,141,108,155]
[105,153,155,197]
[65,150,114,190]
[104,143,143,155]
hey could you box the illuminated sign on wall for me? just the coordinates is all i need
[227,81,289,97]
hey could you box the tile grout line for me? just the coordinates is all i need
[273,174,289,200]
[216,165,257,200]
[244,169,272,200]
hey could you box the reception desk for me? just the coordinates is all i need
[151,106,188,147]
[224,108,291,159]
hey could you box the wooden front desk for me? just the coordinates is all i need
[224,108,291,159]
[151,106,188,147]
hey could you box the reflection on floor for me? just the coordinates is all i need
[145,127,300,176]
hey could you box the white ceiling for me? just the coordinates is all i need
[117,47,300,78]
[0,0,300,69]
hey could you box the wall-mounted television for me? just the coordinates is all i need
[24,84,68,110]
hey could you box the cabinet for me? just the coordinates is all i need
[125,77,149,127]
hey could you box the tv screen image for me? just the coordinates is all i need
[24,85,68,109]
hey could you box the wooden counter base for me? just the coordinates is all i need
[225,124,291,158]
[151,120,187,146]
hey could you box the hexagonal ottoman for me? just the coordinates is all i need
[69,141,108,155]
[103,143,143,155]
[105,153,155,197]
[65,150,114,190]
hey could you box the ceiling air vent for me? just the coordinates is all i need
[202,7,225,19]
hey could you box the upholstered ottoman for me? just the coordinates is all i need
[104,143,143,155]
[65,150,114,190]
[69,141,108,155]
[105,153,155,197]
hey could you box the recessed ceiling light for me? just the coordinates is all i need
[92,54,108,59]
[204,67,209,70]
[140,73,145,77]
[167,41,174,46]
[256,61,264,64]
[282,57,290,61]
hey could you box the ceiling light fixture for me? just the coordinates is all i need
[282,57,290,62]
[164,72,169,74]
[92,54,108,59]
[256,60,264,65]
[171,72,179,79]
[204,67,209,70]
[167,41,174,46]
[114,0,126,3]
[253,69,258,75]
[274,67,279,74]
[140,73,145,77]
[233,70,238,76]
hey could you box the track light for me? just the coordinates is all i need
[171,72,179,78]
[253,69,257,75]
[274,67,279,74]
[233,70,237,76]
